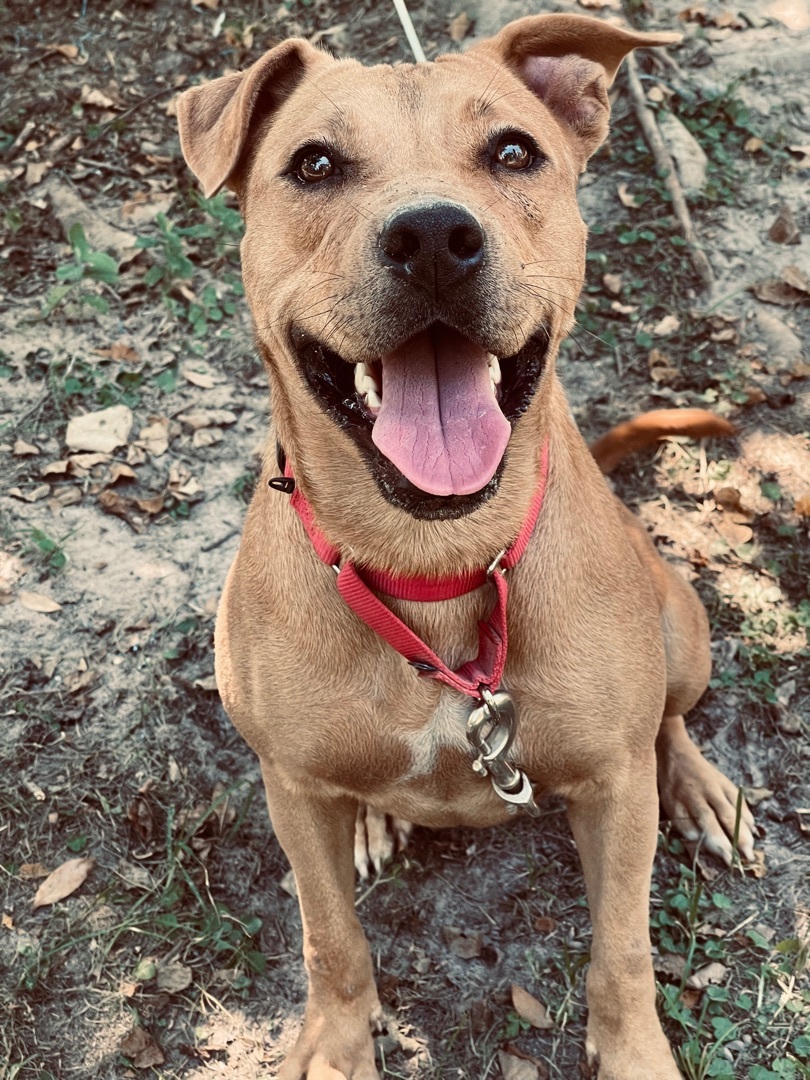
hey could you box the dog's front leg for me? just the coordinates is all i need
[567,754,682,1080]
[261,763,382,1080]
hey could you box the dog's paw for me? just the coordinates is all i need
[658,730,756,865]
[354,805,411,880]
[278,999,383,1080]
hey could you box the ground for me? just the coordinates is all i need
[0,1,808,1078]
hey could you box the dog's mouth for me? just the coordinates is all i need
[291,322,549,518]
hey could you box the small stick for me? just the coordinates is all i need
[624,53,715,295]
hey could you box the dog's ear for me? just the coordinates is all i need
[177,39,326,197]
[472,15,680,164]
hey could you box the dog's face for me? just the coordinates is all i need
[178,16,677,521]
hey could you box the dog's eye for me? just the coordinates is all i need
[493,137,533,171]
[294,149,335,183]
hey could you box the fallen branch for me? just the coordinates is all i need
[624,53,715,295]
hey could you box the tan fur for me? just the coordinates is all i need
[177,16,754,1079]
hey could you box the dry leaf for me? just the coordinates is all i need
[617,182,639,208]
[137,417,170,457]
[280,868,298,898]
[2,913,13,929]
[192,427,223,449]
[768,204,801,245]
[743,786,774,806]
[533,915,557,934]
[45,43,80,60]
[653,314,681,336]
[98,490,146,533]
[19,862,51,880]
[80,85,116,109]
[611,300,638,316]
[181,365,216,389]
[578,0,621,7]
[18,591,62,614]
[176,408,237,429]
[794,494,810,517]
[686,961,727,989]
[749,849,767,878]
[654,953,688,979]
[498,1051,540,1080]
[744,136,764,153]
[713,516,753,548]
[602,273,622,296]
[66,404,133,453]
[680,986,702,1009]
[511,983,554,1029]
[94,343,138,362]
[119,1027,164,1069]
[8,484,51,502]
[41,460,70,477]
[13,439,39,456]
[713,487,745,512]
[448,11,471,41]
[156,961,193,993]
[32,857,93,908]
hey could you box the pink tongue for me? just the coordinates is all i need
[371,326,511,496]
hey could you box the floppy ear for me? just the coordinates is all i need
[471,14,680,164]
[176,38,327,197]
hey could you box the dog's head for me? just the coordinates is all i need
[178,15,677,526]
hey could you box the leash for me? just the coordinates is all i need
[268,440,549,815]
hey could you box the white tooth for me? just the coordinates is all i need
[355,362,381,395]
[488,355,502,386]
[354,362,369,393]
[365,389,382,409]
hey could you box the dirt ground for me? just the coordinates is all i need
[0,1,808,1078]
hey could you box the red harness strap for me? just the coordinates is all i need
[278,438,549,699]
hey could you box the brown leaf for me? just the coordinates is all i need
[19,862,51,880]
[136,417,170,457]
[181,365,216,389]
[80,85,116,109]
[744,136,764,153]
[128,793,157,846]
[743,786,774,807]
[686,961,727,989]
[176,408,237,430]
[511,983,554,1029]
[768,204,801,245]
[13,439,39,456]
[94,343,139,362]
[749,849,767,878]
[654,953,688,979]
[41,460,70,477]
[18,591,62,614]
[794,494,810,517]
[2,913,13,929]
[32,857,93,908]
[533,915,557,934]
[8,484,51,503]
[602,273,622,296]
[448,12,471,41]
[119,1027,164,1069]
[713,486,745,512]
[616,181,638,208]
[66,405,133,453]
[653,314,681,337]
[713,515,753,549]
[679,986,702,1009]
[498,1050,540,1080]
[98,490,146,532]
[106,463,136,485]
[45,43,80,60]
[442,925,483,959]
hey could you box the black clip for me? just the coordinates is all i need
[268,476,295,494]
[410,660,437,673]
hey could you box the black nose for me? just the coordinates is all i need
[378,202,485,293]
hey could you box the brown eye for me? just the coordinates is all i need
[295,149,335,183]
[494,137,533,171]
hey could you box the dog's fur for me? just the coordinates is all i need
[178,15,755,1078]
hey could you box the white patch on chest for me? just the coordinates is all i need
[401,686,523,779]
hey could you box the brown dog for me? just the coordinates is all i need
[178,15,756,1078]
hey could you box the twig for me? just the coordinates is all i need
[201,527,239,553]
[624,53,715,296]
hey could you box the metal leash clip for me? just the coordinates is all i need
[466,687,540,817]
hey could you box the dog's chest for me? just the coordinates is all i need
[399,688,524,780]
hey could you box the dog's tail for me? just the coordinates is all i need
[590,409,736,475]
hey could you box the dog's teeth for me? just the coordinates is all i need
[354,362,381,396]
[488,355,502,387]
[365,388,382,409]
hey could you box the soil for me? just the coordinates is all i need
[0,1,807,1078]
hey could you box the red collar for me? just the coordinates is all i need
[270,438,549,700]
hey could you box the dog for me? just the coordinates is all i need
[177,14,756,1078]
